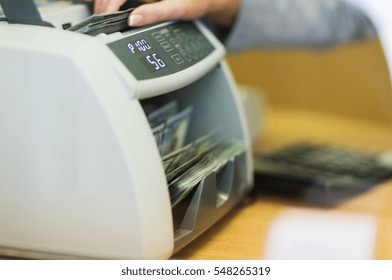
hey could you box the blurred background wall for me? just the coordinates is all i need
[227,38,392,124]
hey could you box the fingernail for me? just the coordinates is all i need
[128,14,143,26]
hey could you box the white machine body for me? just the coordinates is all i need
[0,2,252,259]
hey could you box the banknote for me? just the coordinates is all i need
[169,139,246,207]
[147,100,178,128]
[159,106,193,156]
[163,130,221,176]
[67,8,134,36]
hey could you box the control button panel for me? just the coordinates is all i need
[108,22,216,80]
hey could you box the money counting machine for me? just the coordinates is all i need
[0,1,253,259]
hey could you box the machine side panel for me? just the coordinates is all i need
[0,25,173,259]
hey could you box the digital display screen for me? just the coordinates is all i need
[107,22,216,80]
[127,38,167,73]
[141,53,166,72]
[127,39,151,54]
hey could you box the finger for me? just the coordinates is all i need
[128,1,205,26]
[94,0,125,14]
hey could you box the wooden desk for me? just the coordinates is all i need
[173,107,392,260]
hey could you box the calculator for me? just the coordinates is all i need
[253,142,392,205]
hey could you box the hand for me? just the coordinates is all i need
[93,0,127,14]
[128,0,240,27]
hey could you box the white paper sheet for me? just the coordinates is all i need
[263,210,378,259]
[344,0,392,79]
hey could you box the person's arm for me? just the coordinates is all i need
[126,0,239,28]
[92,0,239,27]
[224,0,376,51]
[93,0,376,51]
[93,0,127,14]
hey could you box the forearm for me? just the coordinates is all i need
[225,0,377,51]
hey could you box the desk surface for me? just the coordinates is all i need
[173,107,392,260]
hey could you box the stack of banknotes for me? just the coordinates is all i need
[144,101,245,207]
[67,8,133,36]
